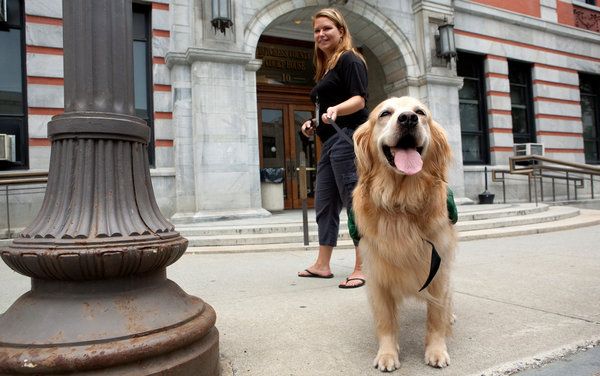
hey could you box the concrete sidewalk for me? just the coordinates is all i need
[1,225,599,375]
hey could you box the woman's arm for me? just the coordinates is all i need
[322,95,365,124]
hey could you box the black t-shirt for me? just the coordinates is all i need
[310,51,368,143]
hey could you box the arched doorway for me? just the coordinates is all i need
[249,2,419,209]
[256,37,318,209]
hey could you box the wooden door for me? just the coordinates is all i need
[258,86,319,209]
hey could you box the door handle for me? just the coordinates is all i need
[285,160,295,178]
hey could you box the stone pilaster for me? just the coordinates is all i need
[168,48,270,222]
[484,55,513,166]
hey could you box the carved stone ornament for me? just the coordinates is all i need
[574,6,600,33]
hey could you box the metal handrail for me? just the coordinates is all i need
[492,169,585,203]
[492,155,600,204]
[0,171,49,180]
[491,169,510,203]
[0,171,49,238]
[510,155,600,175]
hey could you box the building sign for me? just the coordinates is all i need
[256,39,315,87]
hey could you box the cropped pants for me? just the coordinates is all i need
[315,127,359,247]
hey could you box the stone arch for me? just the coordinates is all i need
[243,0,422,86]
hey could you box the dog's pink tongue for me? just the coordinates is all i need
[393,148,423,175]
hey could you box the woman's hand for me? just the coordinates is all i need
[301,119,316,137]
[321,95,365,124]
[321,106,338,124]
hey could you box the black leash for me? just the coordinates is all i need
[419,240,441,292]
[315,95,354,146]
[328,118,354,146]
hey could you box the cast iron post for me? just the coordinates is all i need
[0,1,219,374]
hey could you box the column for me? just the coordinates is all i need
[0,1,219,374]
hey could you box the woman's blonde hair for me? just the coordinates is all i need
[312,8,366,81]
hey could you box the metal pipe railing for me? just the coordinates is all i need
[491,155,600,205]
[492,169,509,203]
[0,171,48,238]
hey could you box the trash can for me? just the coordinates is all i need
[478,190,495,204]
[260,168,284,211]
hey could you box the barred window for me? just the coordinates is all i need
[457,52,489,165]
[508,60,536,145]
[0,0,26,169]
[581,74,600,164]
[133,2,155,167]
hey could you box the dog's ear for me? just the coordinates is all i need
[353,119,373,175]
[426,120,452,181]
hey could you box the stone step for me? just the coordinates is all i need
[456,202,549,220]
[185,230,350,247]
[176,222,320,237]
[185,208,600,253]
[459,209,600,241]
[180,205,600,252]
[176,203,551,238]
[455,205,579,231]
[180,204,570,246]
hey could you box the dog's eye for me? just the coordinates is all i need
[379,110,391,118]
[415,109,426,116]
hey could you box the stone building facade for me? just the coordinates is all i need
[0,0,599,231]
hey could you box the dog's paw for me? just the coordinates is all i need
[373,352,400,372]
[424,347,450,368]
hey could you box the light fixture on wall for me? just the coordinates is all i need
[436,20,457,61]
[211,0,233,35]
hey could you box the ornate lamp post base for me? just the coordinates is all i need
[0,112,220,374]
[0,271,219,375]
[0,1,220,373]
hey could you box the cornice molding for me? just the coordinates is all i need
[385,73,463,93]
[412,1,453,16]
[246,59,263,72]
[166,48,254,68]
[418,73,464,88]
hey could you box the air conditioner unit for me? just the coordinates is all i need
[0,134,16,162]
[513,143,544,157]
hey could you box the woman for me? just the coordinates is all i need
[297,8,368,289]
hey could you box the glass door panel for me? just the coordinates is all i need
[290,106,316,208]
[260,104,301,209]
[260,107,285,170]
[257,85,319,209]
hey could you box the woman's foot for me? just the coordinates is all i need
[338,272,366,288]
[298,267,333,278]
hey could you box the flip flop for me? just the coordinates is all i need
[338,277,366,289]
[298,269,334,279]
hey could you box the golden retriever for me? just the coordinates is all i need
[352,96,457,371]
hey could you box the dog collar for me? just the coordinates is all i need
[419,239,441,292]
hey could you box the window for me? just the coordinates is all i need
[508,60,535,144]
[0,0,26,169]
[133,2,155,166]
[457,52,489,164]
[584,0,596,5]
[581,74,600,164]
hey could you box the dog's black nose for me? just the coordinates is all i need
[398,112,418,128]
